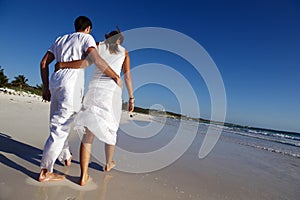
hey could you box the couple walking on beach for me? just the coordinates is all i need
[38,16,134,186]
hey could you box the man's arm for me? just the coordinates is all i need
[40,51,54,101]
[86,47,122,87]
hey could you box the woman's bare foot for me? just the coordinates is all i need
[38,169,65,182]
[105,161,116,172]
[80,174,90,186]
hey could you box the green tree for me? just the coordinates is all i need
[0,66,9,87]
[23,83,43,95]
[11,75,29,90]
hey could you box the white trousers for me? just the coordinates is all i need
[40,81,83,172]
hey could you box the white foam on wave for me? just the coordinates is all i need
[237,142,300,158]
[223,129,300,147]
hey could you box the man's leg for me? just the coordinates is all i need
[57,138,72,166]
[39,86,75,182]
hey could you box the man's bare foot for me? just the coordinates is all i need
[105,161,116,172]
[38,169,65,182]
[64,156,72,166]
[80,174,90,186]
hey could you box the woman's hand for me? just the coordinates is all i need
[128,97,134,112]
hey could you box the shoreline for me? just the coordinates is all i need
[2,87,299,135]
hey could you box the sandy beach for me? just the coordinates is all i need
[0,92,299,200]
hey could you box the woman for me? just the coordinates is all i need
[57,28,134,186]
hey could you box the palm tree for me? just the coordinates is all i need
[0,66,9,87]
[11,75,29,90]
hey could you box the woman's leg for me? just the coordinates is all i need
[105,143,116,172]
[80,128,94,186]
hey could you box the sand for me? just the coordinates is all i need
[0,92,300,200]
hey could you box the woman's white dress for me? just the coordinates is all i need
[74,42,125,145]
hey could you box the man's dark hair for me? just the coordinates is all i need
[74,16,93,31]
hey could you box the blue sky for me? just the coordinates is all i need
[0,0,299,133]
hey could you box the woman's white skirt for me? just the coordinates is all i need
[74,80,122,145]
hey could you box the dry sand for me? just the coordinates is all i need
[0,93,299,200]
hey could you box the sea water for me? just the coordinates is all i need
[175,118,300,159]
[119,115,300,159]
[219,125,300,158]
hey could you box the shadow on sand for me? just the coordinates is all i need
[0,132,105,184]
[0,132,42,180]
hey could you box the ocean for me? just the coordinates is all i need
[149,116,300,159]
[218,124,300,158]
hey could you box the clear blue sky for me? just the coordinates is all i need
[0,0,299,133]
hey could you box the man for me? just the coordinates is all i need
[39,16,121,182]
